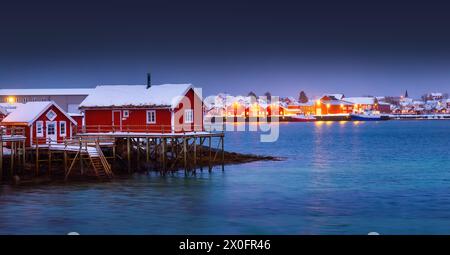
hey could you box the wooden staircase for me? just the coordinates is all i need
[88,142,113,180]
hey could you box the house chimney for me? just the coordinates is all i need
[147,73,151,89]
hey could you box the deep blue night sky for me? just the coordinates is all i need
[1,0,450,97]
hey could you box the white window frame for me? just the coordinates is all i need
[123,110,129,118]
[46,109,57,121]
[59,121,67,137]
[146,110,156,124]
[36,121,44,137]
[184,109,193,124]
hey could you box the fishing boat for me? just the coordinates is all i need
[350,112,389,121]
[291,114,316,122]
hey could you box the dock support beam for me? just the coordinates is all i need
[146,138,150,163]
[162,138,166,172]
[35,137,39,176]
[208,136,212,172]
[127,137,131,173]
[183,137,187,173]
[10,142,15,177]
[0,133,3,181]
[193,137,197,172]
[48,144,52,176]
[221,135,225,171]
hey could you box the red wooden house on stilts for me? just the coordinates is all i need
[79,84,204,133]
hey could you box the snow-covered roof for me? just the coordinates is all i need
[0,102,25,113]
[1,101,77,126]
[343,97,376,105]
[298,101,314,106]
[0,88,93,96]
[79,84,193,109]
[0,106,7,115]
[319,95,353,105]
[323,93,345,100]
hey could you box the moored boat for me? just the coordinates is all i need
[291,114,316,122]
[350,113,389,121]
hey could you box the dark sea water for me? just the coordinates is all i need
[1,121,450,234]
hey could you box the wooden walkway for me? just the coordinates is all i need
[0,127,27,181]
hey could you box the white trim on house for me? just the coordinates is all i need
[59,121,67,137]
[46,121,57,142]
[36,121,44,137]
[184,109,193,124]
[30,124,33,146]
[146,110,156,124]
[171,110,175,132]
[112,110,122,130]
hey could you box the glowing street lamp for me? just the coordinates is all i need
[7,96,15,104]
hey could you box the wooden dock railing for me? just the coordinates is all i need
[76,124,226,134]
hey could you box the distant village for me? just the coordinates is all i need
[204,90,450,117]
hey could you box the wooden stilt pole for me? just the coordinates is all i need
[183,137,187,174]
[79,138,84,175]
[80,154,84,175]
[0,130,3,182]
[35,136,39,176]
[0,131,3,182]
[22,140,26,166]
[193,137,197,172]
[113,138,116,163]
[64,144,68,175]
[146,138,150,163]
[136,138,140,167]
[127,137,131,173]
[174,138,178,159]
[221,135,225,171]
[199,137,203,171]
[48,143,52,176]
[10,142,15,177]
[162,138,166,172]
[208,136,212,172]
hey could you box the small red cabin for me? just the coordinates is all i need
[79,84,204,133]
[315,95,353,115]
[0,101,78,146]
[68,113,84,127]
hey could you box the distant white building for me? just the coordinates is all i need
[429,92,443,100]
[0,88,94,113]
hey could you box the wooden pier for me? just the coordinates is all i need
[0,125,225,183]
[0,127,27,182]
